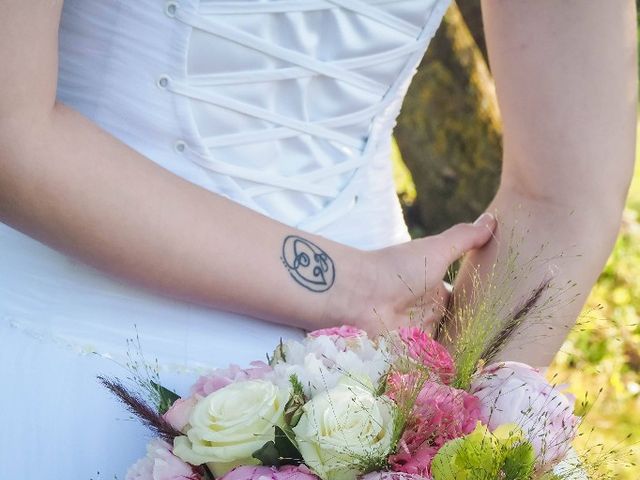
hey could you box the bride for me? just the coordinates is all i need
[0,0,636,478]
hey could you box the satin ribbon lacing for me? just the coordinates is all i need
[161,0,446,231]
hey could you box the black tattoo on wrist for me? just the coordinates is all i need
[281,235,336,292]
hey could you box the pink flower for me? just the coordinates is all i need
[470,361,580,469]
[308,325,366,339]
[163,396,198,432]
[388,444,439,478]
[191,361,272,397]
[125,439,198,480]
[306,325,371,354]
[219,465,319,480]
[397,327,455,384]
[360,472,431,480]
[388,377,481,476]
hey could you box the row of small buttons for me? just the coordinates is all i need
[165,2,178,17]
[159,3,186,154]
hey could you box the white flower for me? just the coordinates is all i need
[125,439,196,480]
[292,378,396,480]
[271,333,390,398]
[173,379,290,477]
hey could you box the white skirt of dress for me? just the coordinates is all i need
[0,223,306,478]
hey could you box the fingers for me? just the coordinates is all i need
[422,281,451,332]
[401,281,450,334]
[432,212,497,267]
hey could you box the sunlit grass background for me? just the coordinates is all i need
[392,122,640,477]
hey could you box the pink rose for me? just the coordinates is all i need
[397,327,455,384]
[163,396,198,432]
[360,472,430,480]
[219,465,319,480]
[125,439,198,480]
[388,376,481,476]
[308,325,366,339]
[191,361,272,397]
[470,361,580,469]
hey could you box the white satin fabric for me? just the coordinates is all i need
[0,0,451,478]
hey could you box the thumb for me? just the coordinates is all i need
[432,213,497,267]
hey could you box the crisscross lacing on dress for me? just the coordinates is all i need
[160,0,446,231]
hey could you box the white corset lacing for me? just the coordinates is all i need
[162,0,440,232]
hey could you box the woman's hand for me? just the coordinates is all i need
[341,213,497,336]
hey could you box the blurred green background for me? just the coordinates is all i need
[392,2,640,477]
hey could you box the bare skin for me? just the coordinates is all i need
[451,0,637,366]
[0,2,635,368]
[0,1,495,337]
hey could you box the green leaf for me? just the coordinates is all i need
[151,381,180,414]
[431,424,505,480]
[252,426,303,467]
[285,375,307,427]
[431,437,469,480]
[252,440,280,466]
[375,371,389,397]
[289,374,305,397]
[285,404,304,428]
[201,465,216,480]
[269,338,287,365]
[275,426,304,465]
[501,442,536,480]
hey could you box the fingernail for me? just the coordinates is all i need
[473,212,495,226]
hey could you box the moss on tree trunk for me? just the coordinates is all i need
[394,2,502,236]
[457,0,489,67]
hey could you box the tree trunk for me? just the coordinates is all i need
[457,0,489,67]
[394,2,502,236]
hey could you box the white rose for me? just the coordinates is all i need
[292,378,396,480]
[173,379,289,477]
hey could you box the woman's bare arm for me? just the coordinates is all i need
[457,0,637,366]
[0,1,496,333]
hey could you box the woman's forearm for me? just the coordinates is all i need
[0,103,500,335]
[0,0,373,332]
[0,103,367,331]
[460,0,638,366]
[457,185,623,367]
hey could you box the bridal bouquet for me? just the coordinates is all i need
[103,319,588,480]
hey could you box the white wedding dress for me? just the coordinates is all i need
[0,1,580,480]
[0,0,453,477]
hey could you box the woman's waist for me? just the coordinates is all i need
[0,225,304,370]
[57,92,406,239]
[58,50,406,235]
[63,101,406,239]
